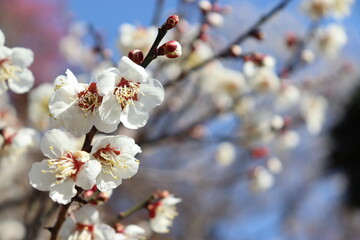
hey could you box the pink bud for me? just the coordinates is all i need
[164,15,179,30]
[250,146,269,159]
[128,50,144,65]
[158,40,182,59]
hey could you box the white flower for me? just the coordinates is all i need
[329,0,354,19]
[0,29,34,95]
[301,0,333,19]
[278,130,300,149]
[301,94,328,135]
[29,129,101,204]
[28,83,57,131]
[266,157,283,174]
[243,56,280,93]
[90,135,141,192]
[97,57,164,129]
[116,224,146,240]
[60,205,119,240]
[215,142,236,167]
[0,127,37,162]
[0,219,25,240]
[249,166,274,192]
[275,84,301,111]
[148,194,181,233]
[49,69,118,136]
[316,24,347,58]
[118,24,157,55]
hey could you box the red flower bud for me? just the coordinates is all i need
[128,50,144,65]
[163,15,179,30]
[158,40,182,59]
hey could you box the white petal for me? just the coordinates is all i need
[94,113,118,133]
[29,160,56,191]
[96,171,122,192]
[59,218,76,239]
[49,179,76,204]
[0,30,4,46]
[94,223,117,240]
[118,56,148,83]
[138,78,164,110]
[99,93,122,125]
[75,160,101,190]
[61,105,94,136]
[40,129,71,158]
[12,128,37,148]
[73,205,99,225]
[91,135,141,157]
[120,104,149,129]
[49,84,82,118]
[10,47,34,68]
[8,68,34,94]
[113,154,139,179]
[0,46,12,59]
[96,68,119,96]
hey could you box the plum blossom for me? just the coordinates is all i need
[49,69,118,136]
[59,205,119,240]
[0,30,34,95]
[97,57,164,129]
[301,94,328,135]
[0,127,37,162]
[215,142,236,167]
[115,224,146,240]
[315,24,347,58]
[29,129,101,204]
[148,193,181,233]
[249,166,274,192]
[302,0,333,19]
[90,135,141,192]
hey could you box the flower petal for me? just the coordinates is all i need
[73,205,99,225]
[118,56,148,83]
[91,135,141,157]
[8,68,34,94]
[99,93,122,125]
[94,113,118,133]
[113,153,139,179]
[96,171,122,192]
[40,129,71,158]
[120,104,149,129]
[49,84,83,119]
[94,223,118,240]
[96,68,119,96]
[10,47,34,68]
[29,160,56,191]
[61,105,93,136]
[138,78,165,110]
[49,179,76,204]
[76,160,101,190]
[59,218,76,239]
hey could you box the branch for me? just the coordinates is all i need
[118,195,154,221]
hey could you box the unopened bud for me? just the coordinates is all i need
[250,29,265,41]
[163,15,179,30]
[250,146,269,159]
[158,40,182,59]
[206,12,224,27]
[230,45,242,57]
[285,32,298,48]
[301,49,315,64]
[128,50,144,65]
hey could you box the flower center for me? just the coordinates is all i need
[73,223,94,240]
[77,82,102,117]
[114,78,143,109]
[44,150,87,183]
[93,143,130,179]
[0,59,21,87]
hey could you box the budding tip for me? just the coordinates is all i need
[164,15,180,30]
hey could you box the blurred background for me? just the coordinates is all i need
[0,0,360,239]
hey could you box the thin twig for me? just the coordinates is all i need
[118,195,154,221]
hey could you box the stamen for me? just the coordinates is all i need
[0,59,22,89]
[114,78,144,109]
[77,83,102,117]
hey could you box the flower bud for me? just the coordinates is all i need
[250,29,265,41]
[158,40,182,59]
[163,15,179,30]
[250,146,269,159]
[199,0,212,12]
[128,50,144,65]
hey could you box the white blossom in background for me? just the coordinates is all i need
[90,135,141,192]
[116,224,146,240]
[249,166,275,192]
[197,61,248,108]
[29,129,101,204]
[266,157,283,174]
[234,96,255,117]
[0,30,34,95]
[206,12,224,27]
[148,194,182,233]
[97,57,164,129]
[49,69,118,136]
[215,141,236,167]
[243,56,280,93]
[275,84,301,111]
[329,0,354,19]
[302,0,332,19]
[0,219,26,240]
[183,40,214,71]
[277,130,300,149]
[28,83,57,131]
[0,127,37,162]
[60,205,119,240]
[118,24,157,55]
[301,94,328,135]
[315,24,347,58]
